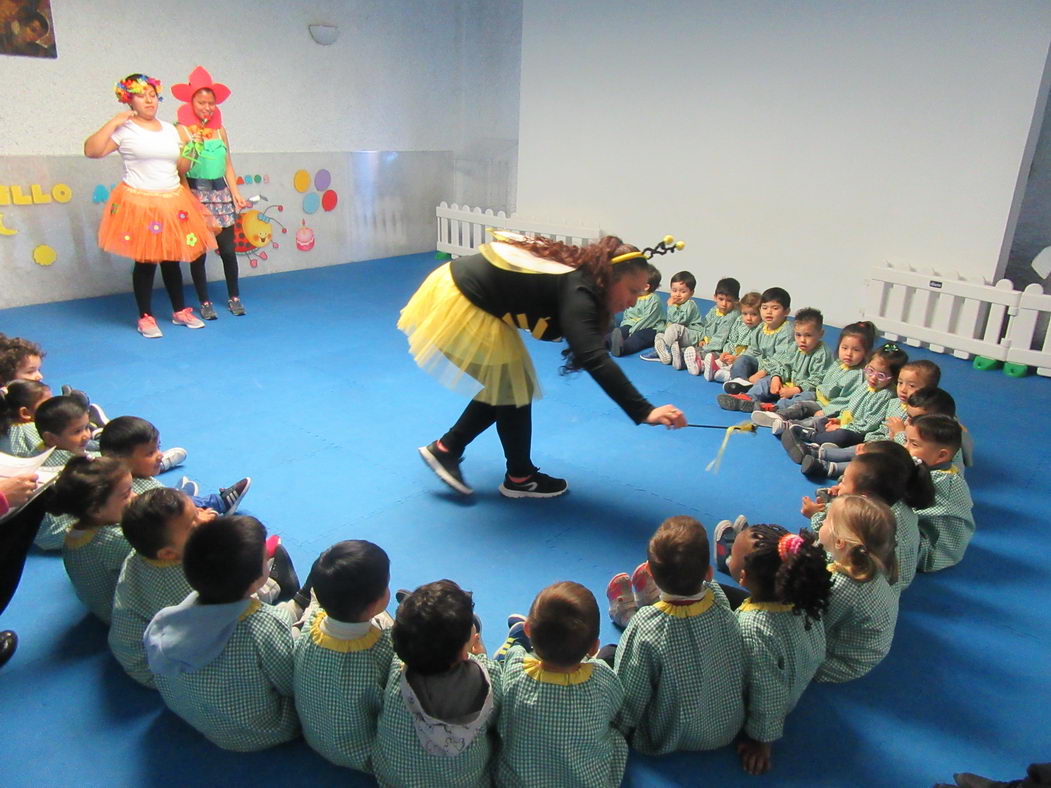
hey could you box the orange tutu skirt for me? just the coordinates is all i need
[98,182,218,263]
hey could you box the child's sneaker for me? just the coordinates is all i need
[172,307,205,329]
[219,477,252,513]
[639,349,661,362]
[137,315,163,338]
[722,378,752,394]
[159,447,187,472]
[87,402,110,430]
[609,328,624,357]
[670,343,684,370]
[494,618,531,662]
[199,301,218,320]
[717,393,755,412]
[714,515,749,574]
[751,411,784,431]
[227,297,247,316]
[654,335,672,365]
[801,455,833,480]
[781,428,807,464]
[419,441,472,495]
[177,475,200,497]
[713,367,730,383]
[498,470,568,499]
[702,352,718,381]
[684,346,701,375]
[606,573,637,628]
[631,561,660,608]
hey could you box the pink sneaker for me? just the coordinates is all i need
[606,573,636,628]
[172,307,205,329]
[631,562,660,608]
[137,315,163,338]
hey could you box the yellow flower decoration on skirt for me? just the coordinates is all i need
[186,233,199,247]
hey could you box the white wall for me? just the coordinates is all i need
[516,0,1051,326]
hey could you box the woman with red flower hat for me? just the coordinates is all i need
[85,73,218,338]
[173,66,251,318]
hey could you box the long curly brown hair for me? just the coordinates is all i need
[743,524,831,630]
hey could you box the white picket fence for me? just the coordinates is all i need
[435,202,601,257]
[862,261,1051,377]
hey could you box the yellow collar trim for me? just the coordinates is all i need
[653,589,714,619]
[762,322,787,335]
[64,527,97,549]
[239,598,261,621]
[738,598,794,613]
[932,464,960,474]
[637,292,654,301]
[522,655,594,685]
[143,556,182,568]
[310,611,382,652]
[715,308,727,317]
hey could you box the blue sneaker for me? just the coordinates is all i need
[494,617,531,661]
[639,350,661,362]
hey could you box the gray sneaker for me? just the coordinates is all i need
[199,301,218,320]
[670,342,684,370]
[227,298,247,316]
[654,335,672,365]
[684,346,701,375]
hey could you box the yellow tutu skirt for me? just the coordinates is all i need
[98,183,219,263]
[397,263,541,407]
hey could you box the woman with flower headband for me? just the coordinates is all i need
[85,73,217,338]
[172,67,249,319]
[398,232,688,499]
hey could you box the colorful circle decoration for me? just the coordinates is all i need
[148,222,162,235]
[177,210,189,221]
[314,169,331,191]
[293,170,311,193]
[92,185,110,204]
[321,190,338,212]
[33,245,57,266]
[302,192,320,215]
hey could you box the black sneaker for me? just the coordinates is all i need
[419,442,472,495]
[498,470,568,499]
[781,428,807,464]
[220,477,252,513]
[801,455,830,479]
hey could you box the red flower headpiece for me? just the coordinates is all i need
[171,66,231,129]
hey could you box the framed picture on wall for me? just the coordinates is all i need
[0,0,57,59]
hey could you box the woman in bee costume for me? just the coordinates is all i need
[398,232,688,499]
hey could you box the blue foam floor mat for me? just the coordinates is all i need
[1,252,1049,786]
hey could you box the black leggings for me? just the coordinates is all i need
[190,226,240,303]
[132,261,185,317]
[440,400,534,477]
[0,490,51,616]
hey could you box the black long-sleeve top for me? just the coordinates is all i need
[451,253,654,423]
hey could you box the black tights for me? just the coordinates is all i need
[440,400,534,477]
[190,226,240,303]
[132,261,185,317]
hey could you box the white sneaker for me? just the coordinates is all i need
[670,343,684,370]
[177,475,200,497]
[713,367,730,383]
[172,307,205,329]
[751,411,784,432]
[654,335,672,365]
[684,346,701,375]
[702,352,717,381]
[159,447,187,472]
[723,377,753,394]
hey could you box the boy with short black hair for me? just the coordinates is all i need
[613,517,745,754]
[33,395,96,550]
[109,487,207,687]
[609,263,666,357]
[294,540,394,773]
[719,307,831,413]
[373,579,499,786]
[645,270,704,369]
[144,514,301,751]
[684,277,740,375]
[723,287,794,394]
[904,415,975,572]
[496,581,628,787]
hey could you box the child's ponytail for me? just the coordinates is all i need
[859,441,935,510]
[827,496,898,586]
[871,342,909,381]
[840,320,878,354]
[0,380,49,436]
[50,455,125,519]
[746,524,831,630]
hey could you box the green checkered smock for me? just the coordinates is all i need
[815,364,864,415]
[665,299,704,345]
[373,653,501,788]
[293,609,394,772]
[891,501,920,593]
[620,293,666,334]
[132,476,164,494]
[109,554,192,687]
[736,599,825,743]
[700,306,738,353]
[838,385,894,436]
[917,467,974,572]
[723,316,761,357]
[153,600,300,752]
[816,565,898,683]
[745,320,795,373]
[62,525,132,625]
[0,422,41,457]
[864,398,907,443]
[35,449,100,551]
[495,645,627,788]
[767,343,833,393]
[613,584,745,754]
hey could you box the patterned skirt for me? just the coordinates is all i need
[188,177,237,229]
[98,183,218,263]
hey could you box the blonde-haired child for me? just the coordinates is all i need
[815,495,899,682]
[701,291,763,382]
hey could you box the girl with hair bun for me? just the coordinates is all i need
[52,456,134,623]
[815,495,899,684]
[726,523,830,775]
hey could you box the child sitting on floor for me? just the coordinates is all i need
[684,277,741,375]
[144,514,301,751]
[719,307,831,413]
[109,487,205,687]
[701,291,763,382]
[51,456,134,624]
[609,264,666,357]
[645,270,704,369]
[607,516,745,754]
[496,581,627,788]
[722,287,795,394]
[904,415,975,572]
[814,495,899,683]
[0,335,44,386]
[373,579,498,787]
[34,395,98,550]
[294,540,394,773]
[0,380,49,456]
[725,523,830,775]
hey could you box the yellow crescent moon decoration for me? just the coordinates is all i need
[0,212,17,236]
